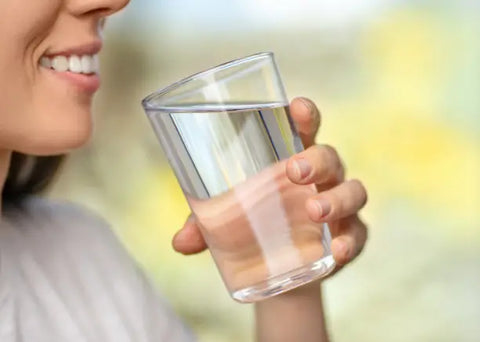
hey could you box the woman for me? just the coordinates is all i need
[0,0,368,341]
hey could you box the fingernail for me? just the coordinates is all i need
[299,97,313,112]
[293,158,311,180]
[173,230,184,241]
[314,198,331,219]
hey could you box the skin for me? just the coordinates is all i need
[174,98,368,342]
[0,0,129,209]
[0,0,128,159]
[0,0,367,341]
[174,98,368,270]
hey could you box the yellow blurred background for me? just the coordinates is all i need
[51,1,480,341]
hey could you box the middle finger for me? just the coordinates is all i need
[286,144,345,188]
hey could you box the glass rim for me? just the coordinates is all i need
[142,51,275,110]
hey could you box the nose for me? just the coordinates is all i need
[67,0,130,17]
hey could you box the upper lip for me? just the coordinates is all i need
[43,41,103,57]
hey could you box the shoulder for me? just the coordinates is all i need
[8,196,116,240]
[2,197,195,341]
[4,196,129,264]
[19,196,110,229]
[5,196,140,291]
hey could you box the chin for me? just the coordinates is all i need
[17,117,93,156]
[29,99,95,155]
[37,127,92,156]
[2,83,97,156]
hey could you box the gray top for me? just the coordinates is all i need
[0,198,195,342]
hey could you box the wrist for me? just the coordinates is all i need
[254,280,329,342]
[264,280,321,301]
[280,279,322,296]
[254,280,322,311]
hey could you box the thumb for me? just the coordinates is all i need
[172,214,208,255]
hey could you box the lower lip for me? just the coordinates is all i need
[41,67,101,94]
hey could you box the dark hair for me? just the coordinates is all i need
[2,152,64,204]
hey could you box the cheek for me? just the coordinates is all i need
[28,75,95,155]
[0,2,85,156]
[0,74,94,155]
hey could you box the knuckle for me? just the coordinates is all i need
[336,161,346,182]
[305,145,345,185]
[352,217,368,254]
[321,144,337,157]
[362,224,369,245]
[355,224,368,258]
[319,145,344,183]
[336,247,352,265]
[323,145,343,168]
[349,179,368,206]
[322,191,341,218]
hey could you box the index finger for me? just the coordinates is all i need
[289,97,321,148]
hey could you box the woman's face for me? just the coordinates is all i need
[0,0,129,155]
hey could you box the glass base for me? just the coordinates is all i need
[231,255,336,303]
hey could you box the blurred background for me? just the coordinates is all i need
[51,0,480,341]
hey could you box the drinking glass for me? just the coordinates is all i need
[142,52,335,302]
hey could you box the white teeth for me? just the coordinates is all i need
[80,55,93,74]
[92,55,100,72]
[40,57,51,68]
[40,54,99,74]
[51,56,69,72]
[69,55,82,73]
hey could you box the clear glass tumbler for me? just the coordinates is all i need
[142,52,335,302]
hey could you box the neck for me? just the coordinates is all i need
[0,149,12,212]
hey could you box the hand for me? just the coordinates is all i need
[172,97,368,274]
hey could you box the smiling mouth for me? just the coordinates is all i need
[40,54,99,74]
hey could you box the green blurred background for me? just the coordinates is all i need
[51,1,480,341]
